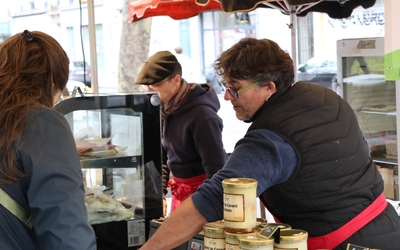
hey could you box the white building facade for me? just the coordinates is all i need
[1,0,385,90]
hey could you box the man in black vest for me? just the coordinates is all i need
[140,38,400,250]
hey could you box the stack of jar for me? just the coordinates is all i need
[274,229,308,250]
[203,221,226,250]
[203,178,309,250]
[203,178,260,250]
[222,178,258,234]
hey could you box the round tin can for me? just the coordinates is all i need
[222,178,258,233]
[238,234,274,250]
[203,221,226,250]
[274,229,308,250]
[256,218,266,226]
[225,231,256,250]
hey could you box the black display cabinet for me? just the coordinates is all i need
[55,93,163,249]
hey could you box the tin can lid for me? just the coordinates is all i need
[238,234,274,246]
[279,229,308,242]
[222,178,258,188]
[203,221,225,234]
[256,218,267,224]
[225,231,255,240]
[205,221,225,228]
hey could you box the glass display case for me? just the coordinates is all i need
[336,37,399,200]
[55,92,163,249]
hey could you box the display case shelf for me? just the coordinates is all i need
[360,110,397,116]
[373,157,398,165]
[80,155,140,169]
[55,93,163,249]
[336,37,399,200]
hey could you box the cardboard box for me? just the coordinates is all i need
[377,166,395,199]
[366,137,385,157]
[385,139,397,157]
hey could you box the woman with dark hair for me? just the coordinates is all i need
[0,30,96,249]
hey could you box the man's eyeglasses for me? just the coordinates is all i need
[220,81,258,99]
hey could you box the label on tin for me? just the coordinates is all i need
[204,236,225,250]
[223,193,244,222]
[226,242,240,250]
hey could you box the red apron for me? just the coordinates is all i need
[168,173,207,214]
[307,193,387,249]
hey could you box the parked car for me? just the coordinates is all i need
[69,61,92,87]
[297,57,337,89]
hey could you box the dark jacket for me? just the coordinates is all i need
[0,107,96,250]
[162,83,227,191]
[250,82,400,249]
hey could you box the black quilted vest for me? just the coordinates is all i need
[249,82,383,237]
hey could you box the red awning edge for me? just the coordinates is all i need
[129,0,223,22]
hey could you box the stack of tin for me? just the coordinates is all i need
[274,229,308,250]
[222,178,258,233]
[203,178,260,250]
[203,221,226,250]
[203,177,309,250]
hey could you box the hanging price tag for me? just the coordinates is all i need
[258,223,281,243]
[346,243,370,250]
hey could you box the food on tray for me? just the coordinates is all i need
[76,137,119,157]
[362,104,396,111]
[85,193,134,224]
[364,104,387,109]
[85,193,118,213]
[81,146,118,157]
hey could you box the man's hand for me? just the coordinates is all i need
[139,197,207,250]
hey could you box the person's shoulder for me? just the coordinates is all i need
[35,106,64,119]
[28,106,69,128]
[190,87,221,113]
[246,129,286,143]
